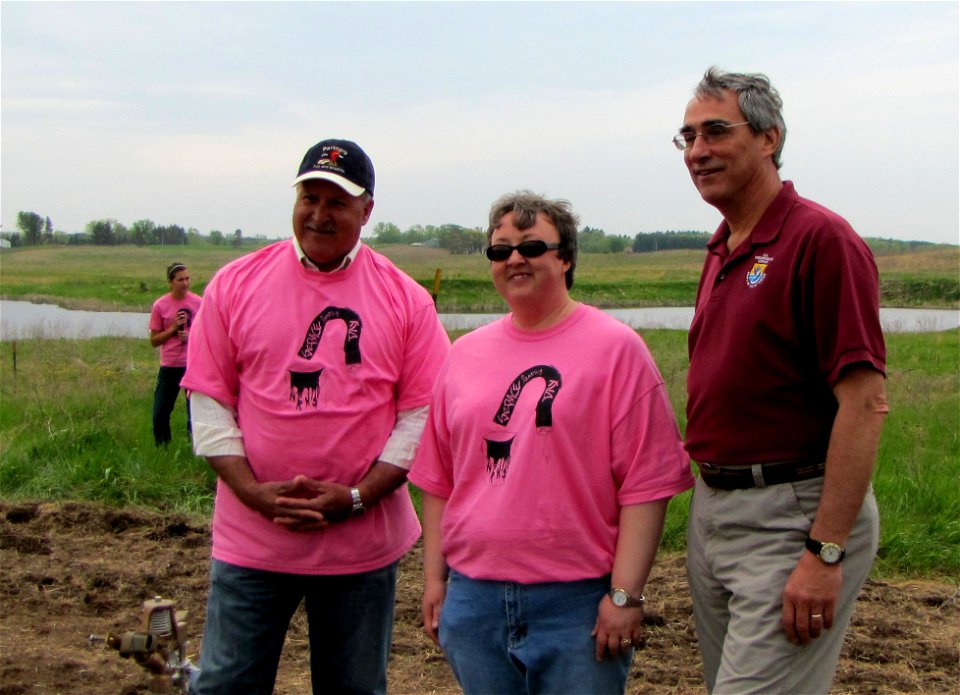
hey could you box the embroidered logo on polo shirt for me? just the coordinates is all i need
[746,254,773,288]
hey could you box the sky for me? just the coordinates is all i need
[2,1,958,245]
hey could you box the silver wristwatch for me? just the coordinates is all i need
[349,487,365,517]
[609,587,645,608]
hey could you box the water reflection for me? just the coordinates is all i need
[0,300,957,340]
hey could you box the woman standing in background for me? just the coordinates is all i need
[149,262,202,446]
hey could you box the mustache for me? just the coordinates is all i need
[305,224,338,234]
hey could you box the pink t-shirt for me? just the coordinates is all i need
[182,241,450,575]
[409,303,694,584]
[149,292,202,367]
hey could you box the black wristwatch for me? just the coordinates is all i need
[349,487,365,517]
[805,536,845,565]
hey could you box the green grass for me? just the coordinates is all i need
[2,243,957,311]
[0,245,254,312]
[871,330,960,576]
[0,338,216,512]
[1,329,956,578]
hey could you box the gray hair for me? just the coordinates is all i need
[695,66,787,169]
[487,190,579,289]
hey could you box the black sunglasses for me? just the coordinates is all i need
[485,240,561,262]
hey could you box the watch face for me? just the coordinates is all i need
[611,590,627,607]
[821,544,843,563]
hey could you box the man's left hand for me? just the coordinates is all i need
[781,551,841,644]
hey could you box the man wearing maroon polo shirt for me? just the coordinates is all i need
[675,67,889,694]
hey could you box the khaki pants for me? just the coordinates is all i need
[686,475,879,694]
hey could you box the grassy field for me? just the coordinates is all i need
[1,242,957,312]
[0,328,957,578]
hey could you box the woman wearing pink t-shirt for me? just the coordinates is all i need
[410,192,693,694]
[149,262,201,446]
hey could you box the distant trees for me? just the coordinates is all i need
[158,224,187,245]
[82,218,187,246]
[364,222,709,255]
[3,210,954,257]
[87,219,127,245]
[130,219,156,246]
[632,231,710,253]
[6,207,713,254]
[370,225,713,255]
[865,237,937,255]
[8,210,231,247]
[370,222,486,255]
[578,226,631,254]
[372,222,402,244]
[16,211,45,245]
[438,225,485,255]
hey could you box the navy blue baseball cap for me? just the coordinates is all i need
[293,139,375,197]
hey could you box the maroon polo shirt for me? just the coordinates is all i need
[685,181,886,465]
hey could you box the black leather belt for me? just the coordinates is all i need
[697,460,826,490]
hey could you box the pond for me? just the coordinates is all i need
[0,300,957,340]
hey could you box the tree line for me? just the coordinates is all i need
[6,211,260,248]
[370,222,488,254]
[370,222,711,254]
[7,209,714,254]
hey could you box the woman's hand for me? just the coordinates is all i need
[422,576,447,645]
[592,594,643,661]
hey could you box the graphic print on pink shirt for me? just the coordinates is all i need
[485,364,562,483]
[288,306,363,410]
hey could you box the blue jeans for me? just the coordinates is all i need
[152,365,189,445]
[191,559,398,695]
[439,570,631,695]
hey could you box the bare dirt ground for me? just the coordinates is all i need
[0,501,956,695]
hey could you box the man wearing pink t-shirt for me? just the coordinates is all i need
[182,139,450,695]
[674,68,888,694]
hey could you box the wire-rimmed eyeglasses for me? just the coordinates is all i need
[485,240,561,262]
[673,122,750,150]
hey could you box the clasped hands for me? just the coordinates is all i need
[246,475,353,531]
